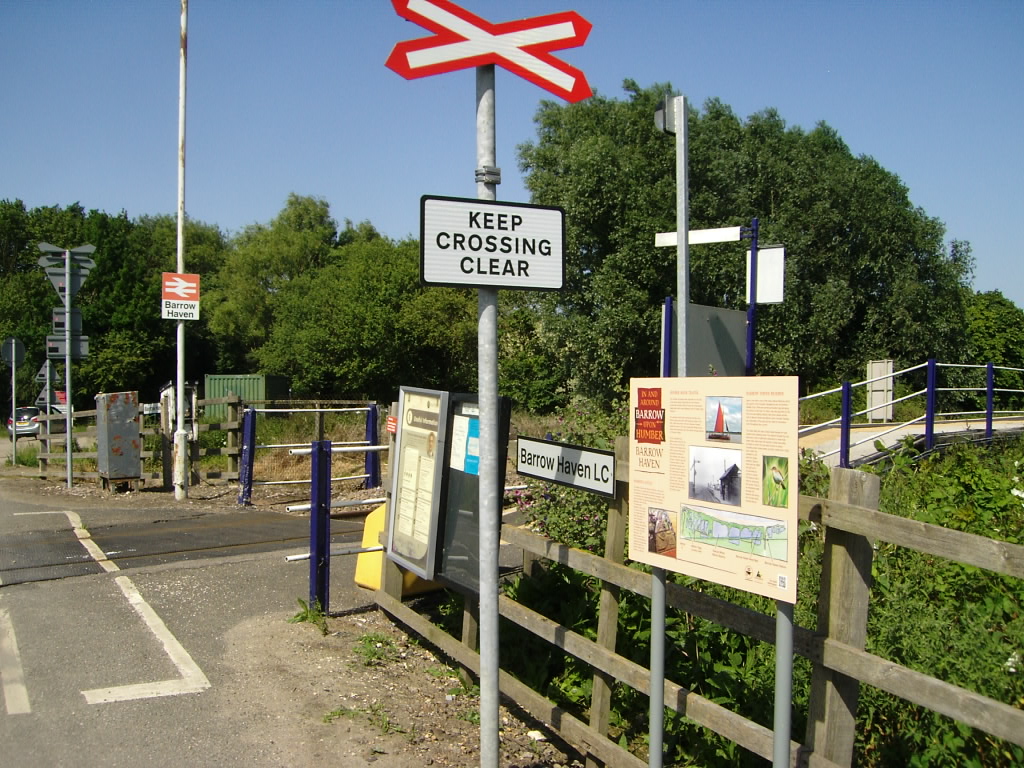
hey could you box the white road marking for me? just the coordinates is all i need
[0,603,32,715]
[12,509,211,704]
[81,576,210,704]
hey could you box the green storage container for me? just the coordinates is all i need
[203,374,290,420]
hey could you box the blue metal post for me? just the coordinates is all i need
[986,362,995,439]
[364,403,381,488]
[925,358,937,451]
[309,439,332,611]
[237,407,257,505]
[744,218,759,376]
[662,297,673,377]
[840,381,852,468]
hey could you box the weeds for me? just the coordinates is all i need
[288,597,329,636]
[323,705,363,724]
[353,632,399,666]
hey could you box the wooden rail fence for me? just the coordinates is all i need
[35,394,243,485]
[375,436,1024,767]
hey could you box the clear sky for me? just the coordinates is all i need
[2,1,1021,308]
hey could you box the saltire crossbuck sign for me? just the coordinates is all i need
[386,0,592,102]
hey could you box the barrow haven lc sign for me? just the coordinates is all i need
[420,196,564,290]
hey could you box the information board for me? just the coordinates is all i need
[438,394,511,593]
[628,376,800,603]
[387,387,450,579]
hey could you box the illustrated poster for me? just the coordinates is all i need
[629,376,799,603]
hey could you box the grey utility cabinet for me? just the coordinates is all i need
[95,391,141,485]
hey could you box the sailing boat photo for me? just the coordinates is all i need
[705,396,743,443]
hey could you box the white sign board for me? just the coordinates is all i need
[161,272,200,320]
[421,196,564,290]
[516,436,615,498]
[745,247,785,304]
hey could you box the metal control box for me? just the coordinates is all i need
[95,391,141,481]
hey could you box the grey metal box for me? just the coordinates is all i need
[95,391,141,480]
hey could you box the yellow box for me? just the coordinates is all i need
[354,504,442,595]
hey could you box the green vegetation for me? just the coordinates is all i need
[287,597,329,636]
[5,85,1023,416]
[8,440,38,467]
[506,433,1024,766]
[353,632,400,667]
[322,705,362,724]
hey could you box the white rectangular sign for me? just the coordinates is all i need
[745,246,785,304]
[421,196,564,290]
[516,436,615,498]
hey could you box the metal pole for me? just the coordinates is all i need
[661,297,673,376]
[746,218,759,376]
[476,63,500,768]
[985,362,994,439]
[674,95,689,378]
[44,358,51,462]
[9,340,15,466]
[650,94,689,768]
[309,439,332,611]
[173,0,189,500]
[925,358,937,451]
[772,600,794,768]
[840,381,852,468]
[64,249,72,487]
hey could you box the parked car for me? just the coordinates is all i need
[6,406,66,438]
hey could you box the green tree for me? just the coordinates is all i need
[205,194,339,371]
[965,289,1024,408]
[256,237,476,399]
[516,82,973,403]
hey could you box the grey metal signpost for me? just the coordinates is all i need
[655,96,793,768]
[38,242,95,487]
[3,337,25,465]
[388,4,590,765]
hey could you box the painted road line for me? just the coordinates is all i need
[0,600,32,715]
[81,575,210,704]
[59,512,210,704]
[13,510,210,703]
[64,510,120,573]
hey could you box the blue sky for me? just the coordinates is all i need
[2,1,1022,308]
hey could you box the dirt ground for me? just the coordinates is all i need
[0,469,583,768]
[241,608,586,768]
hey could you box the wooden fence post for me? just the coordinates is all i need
[226,394,240,477]
[585,436,629,768]
[379,402,404,600]
[804,467,880,766]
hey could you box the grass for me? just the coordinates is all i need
[323,705,363,724]
[353,632,400,666]
[8,440,39,467]
[287,597,329,636]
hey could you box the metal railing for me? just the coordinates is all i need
[236,404,382,505]
[799,359,1024,466]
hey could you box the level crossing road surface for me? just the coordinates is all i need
[0,474,389,767]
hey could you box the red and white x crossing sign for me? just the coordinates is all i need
[386,0,592,103]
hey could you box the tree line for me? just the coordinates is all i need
[2,81,1022,413]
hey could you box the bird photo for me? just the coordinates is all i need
[762,457,790,508]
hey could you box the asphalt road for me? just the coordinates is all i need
[0,475,382,767]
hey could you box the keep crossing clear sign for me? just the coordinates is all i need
[420,196,564,290]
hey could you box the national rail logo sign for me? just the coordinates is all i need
[420,195,564,290]
[161,272,200,320]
